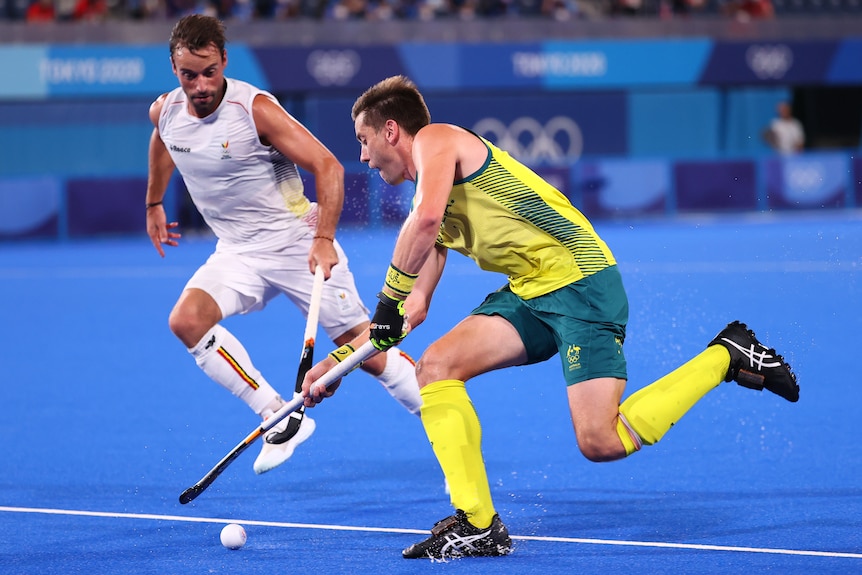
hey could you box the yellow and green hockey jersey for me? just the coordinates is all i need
[435,135,616,300]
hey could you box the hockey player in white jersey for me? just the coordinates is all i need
[145,14,421,474]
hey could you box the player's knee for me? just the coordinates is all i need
[168,307,209,346]
[168,308,182,335]
[577,429,625,463]
[415,337,483,387]
[168,307,188,337]
[414,346,449,388]
[414,356,435,388]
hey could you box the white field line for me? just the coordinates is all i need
[1,505,860,560]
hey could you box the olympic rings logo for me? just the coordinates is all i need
[745,45,793,80]
[307,50,361,86]
[786,163,823,190]
[472,116,583,163]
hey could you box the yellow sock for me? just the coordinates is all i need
[419,379,495,529]
[619,345,730,447]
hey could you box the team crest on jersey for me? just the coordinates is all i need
[337,290,351,313]
[220,141,231,160]
[566,344,581,371]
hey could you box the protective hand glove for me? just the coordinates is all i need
[370,292,407,351]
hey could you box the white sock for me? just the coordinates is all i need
[189,325,278,416]
[375,347,422,415]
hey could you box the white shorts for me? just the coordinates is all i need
[184,237,371,341]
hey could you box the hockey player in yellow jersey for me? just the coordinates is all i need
[301,75,800,560]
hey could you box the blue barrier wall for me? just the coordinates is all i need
[3,151,858,240]
[3,37,861,101]
[1,38,860,240]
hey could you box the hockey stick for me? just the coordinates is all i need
[282,264,326,434]
[179,265,327,505]
[179,341,375,504]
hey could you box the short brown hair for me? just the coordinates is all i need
[169,15,227,59]
[351,75,431,137]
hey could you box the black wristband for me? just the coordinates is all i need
[377,291,402,309]
[146,201,163,209]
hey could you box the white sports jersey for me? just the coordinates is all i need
[159,78,315,253]
[769,117,804,155]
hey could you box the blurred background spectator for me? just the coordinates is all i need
[8,0,585,20]
[72,0,108,19]
[720,0,774,19]
[0,0,820,21]
[25,0,56,20]
[762,101,805,155]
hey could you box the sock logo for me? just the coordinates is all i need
[204,335,216,350]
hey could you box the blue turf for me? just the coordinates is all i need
[1,213,861,574]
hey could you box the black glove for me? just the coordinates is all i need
[370,292,407,351]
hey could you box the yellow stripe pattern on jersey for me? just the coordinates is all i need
[437,136,616,300]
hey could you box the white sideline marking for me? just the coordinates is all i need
[1,505,860,560]
[0,505,425,535]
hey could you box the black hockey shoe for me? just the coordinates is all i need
[708,321,799,402]
[402,510,512,559]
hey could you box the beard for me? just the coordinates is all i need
[189,92,217,116]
